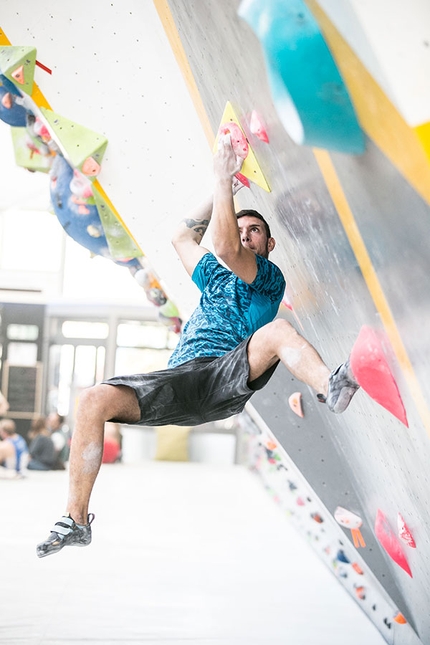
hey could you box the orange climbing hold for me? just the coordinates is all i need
[288,392,304,417]
[11,65,25,84]
[393,612,407,624]
[350,325,408,426]
[265,439,277,451]
[334,506,366,548]
[352,562,364,575]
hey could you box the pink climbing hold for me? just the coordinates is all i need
[282,295,293,311]
[374,509,412,577]
[397,513,416,548]
[219,122,249,159]
[250,110,269,143]
[289,392,304,417]
[82,156,101,176]
[350,325,408,426]
[234,171,250,188]
[2,92,12,109]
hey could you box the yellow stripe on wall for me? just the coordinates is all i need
[153,0,215,146]
[0,28,11,45]
[313,148,430,435]
[306,0,430,206]
[153,2,430,434]
[414,121,430,164]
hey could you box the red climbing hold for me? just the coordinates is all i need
[350,326,408,426]
[354,585,366,600]
[397,513,416,548]
[289,392,304,417]
[374,509,412,577]
[250,110,269,143]
[219,122,249,159]
[234,171,250,188]
[311,512,324,523]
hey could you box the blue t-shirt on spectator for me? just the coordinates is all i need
[168,252,285,368]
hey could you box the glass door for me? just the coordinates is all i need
[46,319,108,428]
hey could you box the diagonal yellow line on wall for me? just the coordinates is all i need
[154,2,430,436]
[306,0,430,206]
[0,26,142,253]
[414,121,430,164]
[153,0,215,146]
[313,148,430,435]
[0,29,10,45]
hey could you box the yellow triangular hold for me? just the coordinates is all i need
[213,101,270,192]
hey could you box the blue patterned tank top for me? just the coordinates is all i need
[168,252,285,368]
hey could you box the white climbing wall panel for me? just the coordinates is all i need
[1,0,213,316]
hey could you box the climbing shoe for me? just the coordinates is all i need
[36,513,95,558]
[318,359,360,414]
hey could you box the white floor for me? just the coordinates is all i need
[1,461,387,645]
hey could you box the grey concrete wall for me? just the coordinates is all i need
[161,1,430,642]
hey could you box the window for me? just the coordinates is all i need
[7,324,39,341]
[61,321,109,339]
[117,321,177,350]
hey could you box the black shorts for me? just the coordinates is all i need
[103,338,279,427]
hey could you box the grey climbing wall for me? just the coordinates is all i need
[158,1,430,643]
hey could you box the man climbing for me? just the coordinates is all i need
[36,135,359,558]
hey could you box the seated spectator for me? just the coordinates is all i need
[102,422,122,464]
[28,417,58,471]
[0,419,29,478]
[47,411,71,464]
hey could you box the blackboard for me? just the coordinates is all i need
[5,365,39,413]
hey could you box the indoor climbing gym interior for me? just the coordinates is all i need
[1,1,429,644]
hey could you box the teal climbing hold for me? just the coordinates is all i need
[238,0,365,154]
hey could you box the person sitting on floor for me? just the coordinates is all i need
[47,411,71,464]
[28,417,58,471]
[0,419,29,478]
